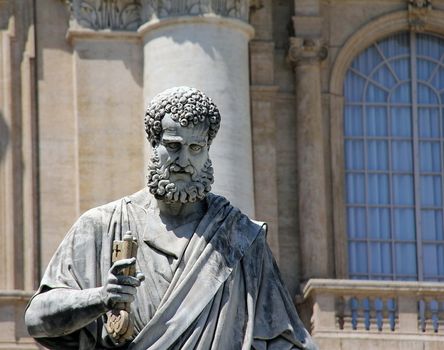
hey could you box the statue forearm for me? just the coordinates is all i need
[25,287,108,338]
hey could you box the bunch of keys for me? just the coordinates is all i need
[105,231,138,343]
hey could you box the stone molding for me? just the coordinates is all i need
[408,0,432,32]
[288,37,328,67]
[64,0,253,30]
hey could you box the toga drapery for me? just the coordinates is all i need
[30,189,316,350]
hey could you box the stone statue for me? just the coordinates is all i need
[25,87,317,350]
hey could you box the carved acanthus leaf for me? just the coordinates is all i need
[288,37,328,66]
[65,0,142,30]
[408,0,432,32]
[141,0,250,22]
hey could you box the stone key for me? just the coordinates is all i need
[105,231,138,343]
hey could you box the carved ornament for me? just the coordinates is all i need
[288,37,328,66]
[64,0,142,30]
[408,0,432,32]
[64,0,254,30]
[142,0,250,22]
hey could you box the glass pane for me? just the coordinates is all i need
[366,107,387,136]
[423,244,444,279]
[430,67,444,90]
[346,173,365,204]
[395,243,417,276]
[394,208,416,240]
[416,33,444,61]
[420,175,442,206]
[378,33,410,58]
[349,242,368,274]
[392,141,413,172]
[372,65,397,89]
[417,58,437,82]
[418,107,440,138]
[351,45,384,75]
[369,208,390,239]
[368,174,389,205]
[370,242,392,275]
[390,83,411,104]
[390,107,412,137]
[366,84,388,102]
[419,141,441,172]
[417,85,439,105]
[421,210,444,240]
[344,105,363,136]
[345,140,364,170]
[390,57,411,81]
[368,140,388,170]
[393,175,414,205]
[345,70,366,102]
[347,207,366,239]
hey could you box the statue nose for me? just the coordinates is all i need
[176,149,189,167]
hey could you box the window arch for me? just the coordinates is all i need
[344,32,444,281]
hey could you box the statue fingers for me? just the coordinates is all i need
[106,284,137,296]
[115,275,142,287]
[109,258,136,274]
[107,292,136,305]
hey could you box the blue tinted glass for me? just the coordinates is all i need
[421,210,444,240]
[344,105,363,136]
[369,208,390,239]
[345,71,366,102]
[367,140,388,170]
[366,84,388,102]
[368,174,390,205]
[419,142,441,172]
[416,33,444,60]
[349,242,368,274]
[391,83,411,104]
[378,33,410,58]
[393,175,414,205]
[394,208,416,240]
[392,141,413,172]
[420,175,442,206]
[418,108,440,138]
[417,58,437,82]
[395,243,417,275]
[351,45,384,75]
[366,107,387,136]
[372,65,397,89]
[346,173,365,204]
[345,140,364,170]
[390,107,412,137]
[430,67,444,90]
[347,207,366,239]
[370,243,392,275]
[417,84,439,105]
[390,57,411,81]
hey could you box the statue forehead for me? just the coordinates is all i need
[161,114,209,141]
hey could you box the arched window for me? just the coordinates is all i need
[344,32,444,281]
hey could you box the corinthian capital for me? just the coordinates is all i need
[141,0,250,23]
[288,37,328,66]
[64,0,142,30]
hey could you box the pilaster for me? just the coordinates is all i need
[288,35,331,281]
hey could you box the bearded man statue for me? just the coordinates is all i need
[25,87,317,350]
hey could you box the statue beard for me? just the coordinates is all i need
[146,151,214,204]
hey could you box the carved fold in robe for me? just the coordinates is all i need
[29,189,316,350]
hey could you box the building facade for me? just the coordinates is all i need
[0,0,443,348]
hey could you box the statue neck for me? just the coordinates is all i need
[157,198,207,225]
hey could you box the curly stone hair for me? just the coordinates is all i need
[144,86,221,147]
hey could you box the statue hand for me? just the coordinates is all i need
[100,257,145,309]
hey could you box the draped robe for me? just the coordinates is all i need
[29,189,316,350]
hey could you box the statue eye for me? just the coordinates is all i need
[190,144,202,152]
[166,142,181,150]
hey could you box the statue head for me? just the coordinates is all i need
[144,86,221,203]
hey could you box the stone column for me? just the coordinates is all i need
[139,1,255,215]
[288,37,330,280]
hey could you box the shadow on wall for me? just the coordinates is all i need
[0,112,9,163]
